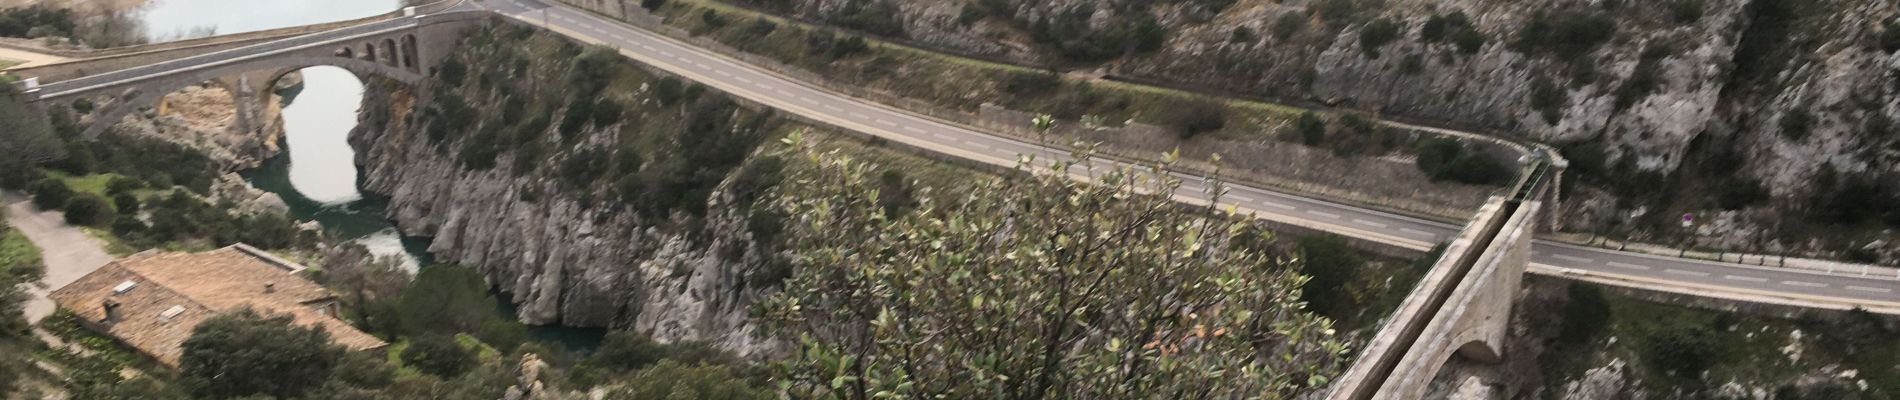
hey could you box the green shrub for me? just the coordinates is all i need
[1558,283,1610,344]
[1881,20,1900,53]
[700,10,727,29]
[640,0,665,11]
[27,178,71,210]
[1271,12,1304,40]
[1641,323,1722,377]
[111,192,139,215]
[1716,179,1769,210]
[103,176,142,197]
[1529,77,1567,124]
[1358,17,1402,57]
[1512,11,1616,61]
[61,194,113,227]
[1285,111,1327,145]
[1728,0,1797,89]
[1297,235,1363,320]
[1167,99,1228,139]
[400,335,475,378]
[1413,138,1509,185]
[1229,25,1255,44]
[829,0,905,38]
[743,16,777,39]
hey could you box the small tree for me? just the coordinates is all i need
[27,178,71,211]
[1168,99,1228,139]
[608,360,769,399]
[397,265,498,336]
[112,192,140,215]
[1358,17,1402,57]
[761,132,1345,398]
[1641,323,1721,378]
[400,335,475,378]
[61,194,114,227]
[180,309,343,399]
[1558,283,1610,344]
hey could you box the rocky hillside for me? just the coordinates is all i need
[714,0,1900,258]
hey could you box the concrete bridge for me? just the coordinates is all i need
[1326,163,1552,399]
[10,0,487,139]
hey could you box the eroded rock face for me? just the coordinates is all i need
[349,81,780,357]
[111,81,290,215]
[759,0,1900,215]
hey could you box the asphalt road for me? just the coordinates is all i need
[4,192,113,323]
[477,0,1900,307]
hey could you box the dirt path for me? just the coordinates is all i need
[0,46,67,69]
[3,191,113,324]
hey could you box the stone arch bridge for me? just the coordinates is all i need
[11,1,490,139]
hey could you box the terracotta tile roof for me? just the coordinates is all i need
[49,244,387,366]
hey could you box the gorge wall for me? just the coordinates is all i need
[716,0,1900,254]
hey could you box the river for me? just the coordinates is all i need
[135,0,605,350]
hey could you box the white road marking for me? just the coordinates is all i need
[1847,286,1893,293]
[1308,211,1341,219]
[1723,275,1767,283]
[736,77,752,84]
[1260,202,1296,210]
[801,96,817,103]
[1229,195,1256,202]
[876,119,898,127]
[930,133,954,140]
[823,104,844,111]
[1783,280,1827,288]
[903,126,927,134]
[640,44,654,51]
[1354,219,1388,228]
[714,70,730,76]
[775,89,794,96]
[849,112,871,119]
[969,142,992,150]
[1664,269,1709,277]
[1551,254,1594,264]
[1399,227,1432,236]
[1605,261,1651,270]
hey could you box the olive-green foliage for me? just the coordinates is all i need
[134,190,312,250]
[761,133,1346,398]
[1807,169,1900,227]
[0,221,45,395]
[1511,11,1616,61]
[1029,6,1165,63]
[1272,12,1305,40]
[61,193,114,227]
[1421,11,1485,55]
[1640,322,1721,378]
[0,6,75,39]
[402,335,477,378]
[1285,111,1327,145]
[1297,234,1363,320]
[827,0,905,38]
[1358,17,1401,57]
[70,132,220,195]
[1716,179,1768,210]
[1881,20,1900,53]
[180,309,344,399]
[1413,138,1509,185]
[1613,44,1671,111]
[27,178,72,210]
[568,331,751,388]
[1670,0,1705,24]
[1166,98,1228,139]
[605,360,769,400]
[1229,25,1254,44]
[1558,283,1610,345]
[395,265,499,336]
[1528,77,1567,124]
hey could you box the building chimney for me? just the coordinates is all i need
[102,299,121,323]
[264,282,276,294]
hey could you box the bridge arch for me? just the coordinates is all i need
[77,56,422,139]
[337,46,356,59]
[381,38,399,67]
[400,34,418,70]
[364,42,378,63]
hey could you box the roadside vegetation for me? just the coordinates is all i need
[1537,281,1900,397]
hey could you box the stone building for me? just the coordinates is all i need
[49,244,385,366]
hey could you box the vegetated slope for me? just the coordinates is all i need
[1448,276,1900,398]
[705,0,1900,261]
[351,24,1424,375]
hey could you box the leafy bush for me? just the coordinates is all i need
[61,194,114,227]
[1529,77,1567,124]
[1001,70,1061,96]
[1716,179,1769,210]
[640,0,665,11]
[1613,45,1670,111]
[1512,11,1617,61]
[1287,111,1328,145]
[1881,20,1900,53]
[1778,109,1813,141]
[830,0,905,37]
[1727,0,1797,89]
[400,335,475,378]
[180,309,342,399]
[1167,99,1228,139]
[1558,283,1610,344]
[700,10,727,29]
[1271,12,1304,40]
[1229,26,1255,44]
[1413,138,1509,185]
[27,178,71,210]
[742,16,777,40]
[396,265,501,336]
[607,361,769,400]
[0,6,76,39]
[1641,323,1722,377]
[1808,171,1897,226]
[1358,17,1402,57]
[1298,235,1364,320]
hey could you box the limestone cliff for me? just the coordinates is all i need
[348,28,786,356]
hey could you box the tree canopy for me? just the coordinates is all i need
[760,132,1347,398]
[179,309,344,399]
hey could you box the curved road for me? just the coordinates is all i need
[475,0,1900,309]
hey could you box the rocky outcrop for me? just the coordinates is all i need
[349,80,780,357]
[110,81,290,215]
